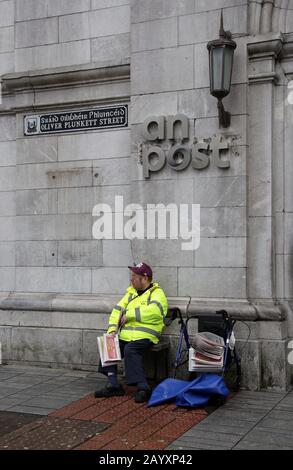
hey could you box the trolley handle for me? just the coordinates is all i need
[216,309,239,322]
[216,309,237,342]
[216,309,229,320]
[164,307,180,327]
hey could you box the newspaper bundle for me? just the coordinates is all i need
[97,334,122,367]
[189,331,225,372]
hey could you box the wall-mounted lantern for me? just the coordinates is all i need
[207,11,237,128]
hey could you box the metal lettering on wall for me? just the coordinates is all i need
[140,114,233,179]
[24,105,128,136]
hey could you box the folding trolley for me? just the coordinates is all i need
[169,308,241,391]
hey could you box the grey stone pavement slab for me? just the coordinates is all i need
[0,364,105,415]
[1,365,293,449]
[168,388,293,450]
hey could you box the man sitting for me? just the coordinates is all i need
[94,262,168,403]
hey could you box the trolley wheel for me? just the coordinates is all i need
[224,350,241,392]
[209,395,227,407]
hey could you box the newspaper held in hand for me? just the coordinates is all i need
[97,334,122,367]
[189,331,225,372]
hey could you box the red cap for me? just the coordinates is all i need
[128,262,153,279]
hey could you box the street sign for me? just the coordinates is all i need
[24,105,128,136]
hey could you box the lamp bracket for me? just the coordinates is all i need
[217,100,231,128]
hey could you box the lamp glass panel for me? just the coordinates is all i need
[223,47,234,92]
[210,47,223,92]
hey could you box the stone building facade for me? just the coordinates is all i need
[0,0,292,390]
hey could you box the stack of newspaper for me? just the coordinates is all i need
[189,331,225,372]
[97,334,122,367]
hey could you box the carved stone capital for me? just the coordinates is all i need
[248,33,284,60]
[248,33,284,83]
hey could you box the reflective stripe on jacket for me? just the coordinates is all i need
[107,283,168,344]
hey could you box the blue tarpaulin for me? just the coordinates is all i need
[148,374,229,408]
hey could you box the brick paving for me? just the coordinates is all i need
[0,393,208,450]
[51,393,207,450]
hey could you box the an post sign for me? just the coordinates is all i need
[140,114,232,178]
[24,105,128,136]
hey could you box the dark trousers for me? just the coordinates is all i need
[98,339,152,389]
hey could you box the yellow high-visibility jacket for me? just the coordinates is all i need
[107,283,168,344]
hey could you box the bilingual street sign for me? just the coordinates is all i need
[24,105,128,136]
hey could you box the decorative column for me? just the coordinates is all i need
[248,34,291,389]
[247,33,283,305]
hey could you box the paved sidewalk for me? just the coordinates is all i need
[168,389,293,450]
[0,364,104,415]
[0,364,292,450]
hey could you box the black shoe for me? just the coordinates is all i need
[94,384,125,398]
[134,389,152,403]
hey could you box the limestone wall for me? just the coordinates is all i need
[0,0,292,389]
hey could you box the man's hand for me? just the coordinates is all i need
[119,313,128,327]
